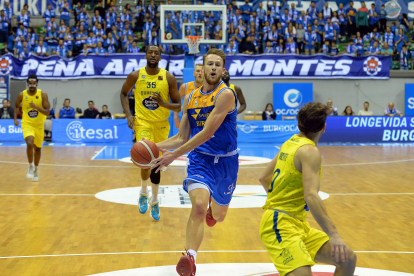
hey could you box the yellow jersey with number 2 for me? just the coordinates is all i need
[22,89,46,126]
[263,134,322,221]
[134,67,170,122]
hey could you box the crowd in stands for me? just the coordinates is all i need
[1,0,413,59]
[261,99,404,120]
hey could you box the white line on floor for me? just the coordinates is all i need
[0,250,412,259]
[0,194,94,196]
[323,158,414,167]
[330,193,414,195]
[90,146,107,160]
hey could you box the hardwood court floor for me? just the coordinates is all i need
[0,145,413,275]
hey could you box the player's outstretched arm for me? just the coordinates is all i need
[157,94,191,151]
[152,89,235,173]
[152,71,181,113]
[120,70,139,129]
[235,85,246,115]
[259,153,279,192]
[300,145,349,262]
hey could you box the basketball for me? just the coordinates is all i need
[130,140,159,169]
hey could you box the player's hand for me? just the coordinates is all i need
[14,119,19,126]
[150,149,177,173]
[329,234,348,263]
[29,102,37,109]
[127,115,136,129]
[151,92,165,107]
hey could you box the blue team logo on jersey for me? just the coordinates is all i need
[284,89,302,108]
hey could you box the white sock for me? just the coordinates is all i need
[188,249,197,263]
[141,178,149,194]
[30,163,34,167]
[151,182,159,202]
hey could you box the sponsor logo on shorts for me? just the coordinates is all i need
[299,240,310,257]
[142,96,159,110]
[139,130,151,140]
[86,263,407,276]
[280,248,294,265]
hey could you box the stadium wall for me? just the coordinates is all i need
[9,78,414,118]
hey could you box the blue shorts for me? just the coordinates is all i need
[183,150,239,206]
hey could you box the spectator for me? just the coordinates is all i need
[106,8,117,33]
[18,41,31,60]
[262,103,276,120]
[92,10,103,27]
[337,3,346,36]
[74,2,82,24]
[285,37,298,54]
[126,41,140,53]
[94,1,105,19]
[304,25,317,55]
[342,105,355,116]
[0,99,13,119]
[296,23,305,52]
[57,19,66,39]
[384,102,403,117]
[399,13,409,34]
[347,40,356,55]
[17,9,31,28]
[358,101,373,116]
[94,24,107,43]
[240,0,252,24]
[379,5,387,33]
[381,42,393,56]
[104,32,118,53]
[33,40,48,57]
[322,2,332,20]
[45,26,59,54]
[327,99,338,116]
[86,30,97,52]
[324,17,335,45]
[225,39,238,55]
[275,37,284,53]
[289,3,299,24]
[368,27,380,46]
[64,27,74,52]
[74,25,87,53]
[83,101,100,119]
[78,7,90,30]
[391,21,398,36]
[356,2,368,37]
[241,35,256,54]
[43,4,56,25]
[263,40,275,53]
[59,0,72,27]
[0,10,10,50]
[383,26,394,50]
[400,45,410,70]
[99,105,112,119]
[367,41,381,55]
[121,8,133,26]
[53,39,71,58]
[95,41,108,55]
[321,40,330,54]
[27,27,38,51]
[395,28,408,59]
[329,41,339,56]
[368,3,378,32]
[59,99,75,119]
[6,30,15,53]
[306,1,319,21]
[354,31,364,56]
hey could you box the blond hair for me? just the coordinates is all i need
[203,48,226,67]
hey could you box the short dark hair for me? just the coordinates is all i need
[146,45,161,54]
[88,100,94,104]
[27,74,38,83]
[203,48,226,67]
[2,99,6,103]
[103,105,107,108]
[64,98,70,102]
[364,101,369,105]
[297,103,330,134]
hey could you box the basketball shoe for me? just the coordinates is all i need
[138,192,148,214]
[206,197,217,227]
[33,168,39,182]
[150,199,160,221]
[26,164,34,178]
[176,250,196,276]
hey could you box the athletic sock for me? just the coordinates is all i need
[151,182,159,202]
[141,179,149,194]
[30,163,34,167]
[188,249,197,264]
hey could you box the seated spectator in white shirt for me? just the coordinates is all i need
[384,102,403,117]
[327,99,338,116]
[342,105,355,116]
[358,101,374,116]
[99,105,112,119]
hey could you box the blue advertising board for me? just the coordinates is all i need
[0,74,10,107]
[0,120,24,142]
[405,84,414,116]
[52,119,132,143]
[273,83,313,119]
[320,116,414,143]
[0,53,391,80]
[237,121,299,143]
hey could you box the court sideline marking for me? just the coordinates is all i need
[91,146,107,160]
[1,193,414,196]
[0,250,413,259]
[1,158,414,169]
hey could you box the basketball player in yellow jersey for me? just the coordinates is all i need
[14,75,50,182]
[221,71,246,115]
[259,103,356,276]
[174,63,204,129]
[120,45,181,221]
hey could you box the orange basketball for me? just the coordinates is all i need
[130,140,160,169]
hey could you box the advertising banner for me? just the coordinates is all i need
[0,119,24,142]
[237,120,299,143]
[273,83,313,119]
[52,119,132,143]
[320,116,414,143]
[0,0,58,16]
[405,84,414,116]
[0,53,391,80]
[0,74,10,107]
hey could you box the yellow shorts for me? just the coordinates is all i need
[134,117,170,145]
[260,210,329,276]
[21,123,44,148]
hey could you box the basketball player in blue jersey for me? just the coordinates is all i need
[174,63,204,129]
[152,48,238,276]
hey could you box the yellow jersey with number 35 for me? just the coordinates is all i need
[134,67,170,122]
[21,89,46,126]
[263,134,322,221]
